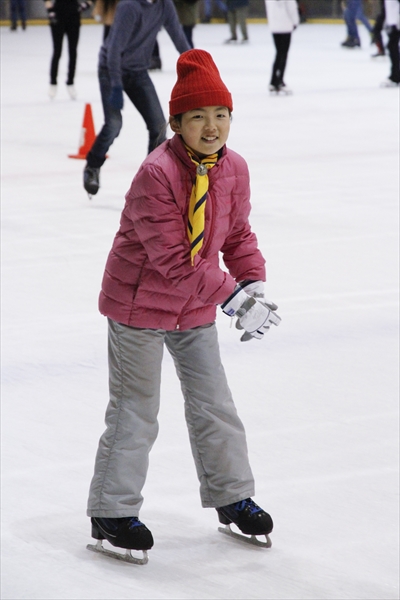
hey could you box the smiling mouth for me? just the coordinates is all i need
[202,136,218,142]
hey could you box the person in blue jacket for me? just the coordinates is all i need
[83,0,190,197]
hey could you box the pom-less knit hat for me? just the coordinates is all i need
[169,49,233,116]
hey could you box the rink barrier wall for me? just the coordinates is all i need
[0,18,348,27]
[0,0,380,22]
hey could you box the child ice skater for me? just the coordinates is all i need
[87,49,281,561]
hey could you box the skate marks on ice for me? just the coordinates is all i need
[218,524,272,548]
[87,539,149,565]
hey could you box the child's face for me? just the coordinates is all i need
[170,106,230,158]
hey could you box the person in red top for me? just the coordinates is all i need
[87,49,281,563]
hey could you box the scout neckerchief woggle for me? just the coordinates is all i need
[185,144,218,265]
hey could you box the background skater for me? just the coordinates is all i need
[44,0,93,100]
[265,0,299,94]
[83,0,190,197]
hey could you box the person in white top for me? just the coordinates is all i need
[381,0,400,86]
[264,0,299,93]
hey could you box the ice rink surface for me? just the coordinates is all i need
[1,20,399,600]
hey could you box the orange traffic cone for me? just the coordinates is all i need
[68,103,96,159]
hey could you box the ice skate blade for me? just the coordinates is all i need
[269,90,293,96]
[87,540,149,565]
[218,525,272,548]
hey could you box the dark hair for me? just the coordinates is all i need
[171,110,232,124]
[171,113,183,124]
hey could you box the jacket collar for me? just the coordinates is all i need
[169,134,226,172]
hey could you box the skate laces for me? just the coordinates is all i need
[128,517,145,529]
[234,498,262,515]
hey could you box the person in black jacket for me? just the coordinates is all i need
[44,0,93,100]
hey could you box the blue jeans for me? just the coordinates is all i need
[344,0,372,40]
[87,66,166,168]
[10,0,26,25]
[203,0,227,19]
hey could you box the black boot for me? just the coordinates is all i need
[83,165,100,196]
[342,36,361,48]
[91,517,154,551]
[216,498,273,536]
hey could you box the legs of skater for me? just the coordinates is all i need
[270,32,291,90]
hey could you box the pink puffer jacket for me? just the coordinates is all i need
[99,134,266,331]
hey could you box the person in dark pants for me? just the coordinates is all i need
[173,0,199,48]
[224,0,249,43]
[270,34,291,89]
[83,0,190,197]
[10,0,27,30]
[371,0,386,56]
[340,0,372,48]
[265,0,299,94]
[44,0,93,99]
[381,0,400,86]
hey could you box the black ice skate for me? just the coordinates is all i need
[341,36,361,48]
[83,165,100,198]
[86,516,154,565]
[216,498,273,548]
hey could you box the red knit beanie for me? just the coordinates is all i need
[169,49,233,116]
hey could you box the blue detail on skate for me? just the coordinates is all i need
[233,499,263,515]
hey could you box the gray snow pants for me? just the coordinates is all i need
[87,319,255,517]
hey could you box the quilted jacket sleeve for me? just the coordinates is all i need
[220,155,266,283]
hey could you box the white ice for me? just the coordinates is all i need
[1,21,399,600]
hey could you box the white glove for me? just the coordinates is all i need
[221,285,281,341]
[236,280,279,341]
[238,279,265,299]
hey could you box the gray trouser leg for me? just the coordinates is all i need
[227,11,237,38]
[87,320,164,517]
[87,321,255,516]
[165,324,255,508]
[237,7,248,39]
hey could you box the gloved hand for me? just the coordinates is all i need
[239,280,266,300]
[221,285,281,341]
[109,86,124,111]
[78,1,92,12]
[235,280,279,341]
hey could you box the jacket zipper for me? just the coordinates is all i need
[176,295,194,330]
